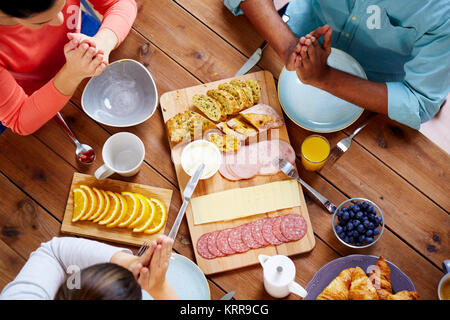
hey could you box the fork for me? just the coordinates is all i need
[275,158,337,214]
[136,240,151,257]
[327,115,374,166]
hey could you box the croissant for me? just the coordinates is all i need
[317,268,354,300]
[384,290,420,300]
[368,256,392,295]
[348,267,379,300]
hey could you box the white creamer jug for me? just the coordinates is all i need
[258,254,308,298]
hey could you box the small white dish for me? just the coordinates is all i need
[181,140,222,180]
[82,59,158,127]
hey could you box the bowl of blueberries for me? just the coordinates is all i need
[332,198,384,248]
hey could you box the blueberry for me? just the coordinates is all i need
[353,219,360,226]
[357,224,365,233]
[366,229,373,237]
[376,216,383,224]
[353,204,360,212]
[356,211,364,219]
[368,214,376,221]
[373,228,380,236]
[339,232,346,239]
[342,206,348,212]
[337,210,343,217]
[363,220,371,228]
[349,236,355,243]
[362,201,369,209]
[335,225,343,234]
[372,220,379,228]
[348,205,355,211]
[368,222,375,230]
[352,230,359,237]
[365,237,374,243]
[356,242,363,246]
[342,211,350,221]
[347,222,354,230]
[349,211,355,218]
[369,206,377,214]
[344,236,350,243]
[359,235,366,243]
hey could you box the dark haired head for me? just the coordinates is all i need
[54,263,142,300]
[0,0,58,18]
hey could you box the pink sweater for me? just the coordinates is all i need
[0,0,137,135]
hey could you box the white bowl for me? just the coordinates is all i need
[82,59,158,127]
[180,140,222,180]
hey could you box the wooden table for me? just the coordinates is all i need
[0,0,448,300]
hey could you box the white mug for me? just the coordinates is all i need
[95,132,145,180]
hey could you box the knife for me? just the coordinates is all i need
[219,291,235,300]
[167,163,205,240]
[234,41,268,77]
[234,7,290,77]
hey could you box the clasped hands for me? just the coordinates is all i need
[286,25,333,87]
[110,235,175,298]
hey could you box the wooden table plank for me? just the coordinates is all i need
[343,114,450,212]
[0,173,61,259]
[0,240,26,290]
[132,0,259,83]
[173,0,284,78]
[287,119,450,267]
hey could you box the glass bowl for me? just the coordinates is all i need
[332,198,384,249]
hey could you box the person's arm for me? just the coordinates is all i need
[0,40,106,135]
[68,0,138,62]
[0,237,132,300]
[225,0,297,67]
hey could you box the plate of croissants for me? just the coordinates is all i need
[304,255,419,300]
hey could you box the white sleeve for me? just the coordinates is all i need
[0,237,131,300]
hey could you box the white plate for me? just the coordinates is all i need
[278,48,367,133]
[166,253,210,300]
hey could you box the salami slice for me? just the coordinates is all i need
[262,217,283,245]
[251,218,269,247]
[272,215,289,242]
[281,214,307,241]
[197,233,216,259]
[216,229,236,255]
[241,222,262,249]
[228,226,250,253]
[207,230,225,257]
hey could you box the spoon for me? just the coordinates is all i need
[54,112,96,164]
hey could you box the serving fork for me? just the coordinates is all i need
[327,115,373,166]
[275,158,337,214]
[136,240,151,257]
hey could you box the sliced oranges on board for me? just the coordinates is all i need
[144,198,168,235]
[72,188,89,222]
[72,186,167,234]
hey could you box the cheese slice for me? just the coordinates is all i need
[191,180,301,225]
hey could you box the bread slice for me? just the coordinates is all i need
[207,132,241,153]
[206,89,238,116]
[245,79,261,103]
[217,122,247,141]
[239,103,284,132]
[166,110,216,144]
[230,79,254,107]
[226,116,258,139]
[217,83,249,112]
[192,94,226,122]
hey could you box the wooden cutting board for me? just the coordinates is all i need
[61,172,173,247]
[160,70,315,275]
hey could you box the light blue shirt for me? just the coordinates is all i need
[225,0,450,129]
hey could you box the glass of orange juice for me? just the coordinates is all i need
[300,135,330,171]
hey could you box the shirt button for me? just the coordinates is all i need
[345,33,350,38]
[352,16,357,21]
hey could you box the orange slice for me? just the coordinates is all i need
[72,188,88,222]
[118,192,141,228]
[132,196,156,232]
[129,194,152,229]
[79,185,98,220]
[98,191,121,225]
[107,193,128,228]
[92,190,111,222]
[82,187,104,221]
[144,198,167,234]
